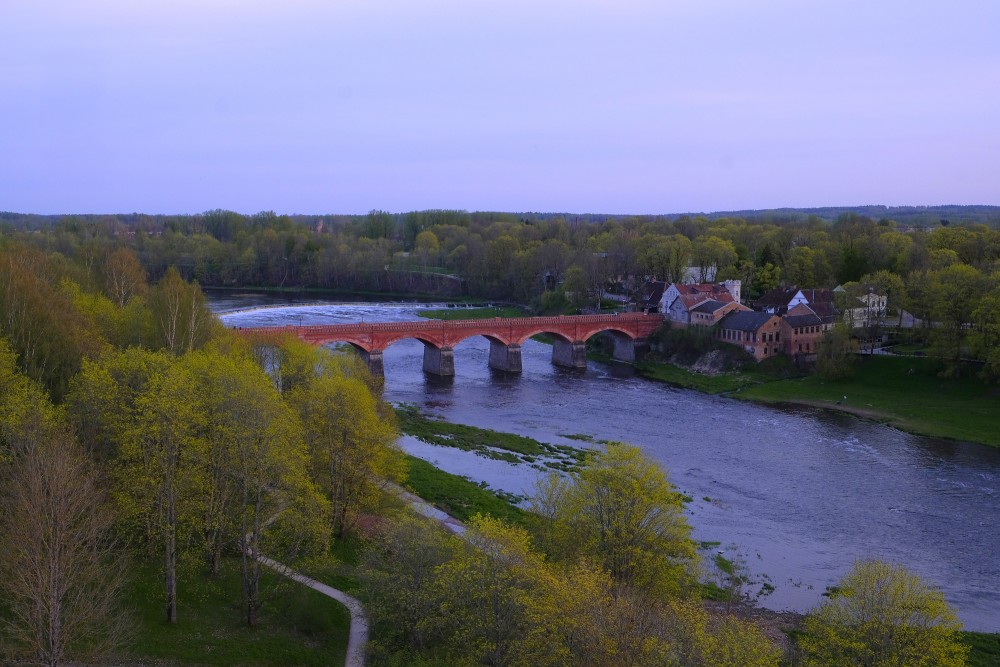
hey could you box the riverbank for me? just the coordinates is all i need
[633,354,1000,449]
[414,303,1000,448]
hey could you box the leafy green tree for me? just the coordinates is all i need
[692,236,737,281]
[533,443,698,599]
[750,263,781,299]
[798,559,967,667]
[785,246,818,287]
[926,264,987,376]
[970,285,1000,381]
[816,324,856,379]
[287,363,402,539]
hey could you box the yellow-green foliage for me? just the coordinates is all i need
[533,442,699,599]
[799,559,968,667]
[362,511,779,667]
[0,337,60,458]
[281,343,403,539]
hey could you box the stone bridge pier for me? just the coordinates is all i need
[422,345,455,376]
[552,339,587,369]
[611,335,650,363]
[362,349,384,376]
[488,341,522,373]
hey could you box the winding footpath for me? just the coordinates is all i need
[254,554,369,667]
[253,483,468,667]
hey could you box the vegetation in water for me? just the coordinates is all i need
[402,455,531,527]
[396,403,588,470]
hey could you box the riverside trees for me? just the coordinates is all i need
[362,444,781,666]
[798,560,968,667]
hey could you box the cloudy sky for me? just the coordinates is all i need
[3,0,998,215]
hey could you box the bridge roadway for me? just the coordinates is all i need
[236,312,664,376]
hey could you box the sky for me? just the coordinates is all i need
[2,0,998,216]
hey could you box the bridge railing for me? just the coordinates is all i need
[237,312,663,337]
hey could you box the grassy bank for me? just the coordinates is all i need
[396,404,587,470]
[122,558,349,666]
[416,305,531,319]
[735,356,1000,447]
[404,455,532,527]
[965,631,1000,666]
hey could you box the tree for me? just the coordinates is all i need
[692,236,737,282]
[926,264,987,376]
[798,559,967,667]
[360,513,468,655]
[104,247,147,307]
[533,443,698,599]
[815,324,856,379]
[286,360,402,539]
[148,267,214,355]
[0,351,127,666]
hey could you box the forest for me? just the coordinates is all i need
[0,211,993,665]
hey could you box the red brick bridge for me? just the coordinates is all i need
[237,313,664,377]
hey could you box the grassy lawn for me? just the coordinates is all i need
[416,306,531,320]
[634,360,760,394]
[404,454,533,528]
[121,557,349,666]
[737,356,1000,447]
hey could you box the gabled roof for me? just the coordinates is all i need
[755,287,801,308]
[691,299,731,314]
[639,281,666,305]
[807,301,839,323]
[719,311,777,332]
[677,291,734,309]
[676,282,731,298]
[799,288,835,304]
[756,286,834,307]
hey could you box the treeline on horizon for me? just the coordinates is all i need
[4,204,1000,382]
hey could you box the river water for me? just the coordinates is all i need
[213,294,1000,631]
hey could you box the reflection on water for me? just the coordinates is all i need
[217,298,1000,631]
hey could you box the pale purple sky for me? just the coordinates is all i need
[3,0,998,215]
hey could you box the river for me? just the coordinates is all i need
[213,294,1000,632]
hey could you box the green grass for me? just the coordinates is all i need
[416,306,531,320]
[121,557,349,666]
[635,360,760,394]
[403,455,532,528]
[396,404,587,470]
[964,631,1000,667]
[737,356,1000,447]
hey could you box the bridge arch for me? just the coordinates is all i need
[236,313,663,378]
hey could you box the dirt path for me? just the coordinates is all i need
[255,553,369,667]
[249,484,465,667]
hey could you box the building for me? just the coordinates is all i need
[688,299,749,328]
[660,280,742,324]
[781,311,825,359]
[755,286,835,316]
[715,311,783,361]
